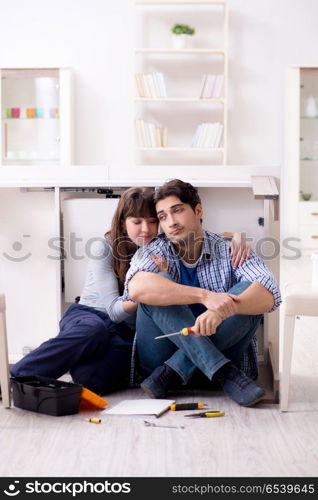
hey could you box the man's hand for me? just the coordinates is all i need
[193,310,223,337]
[202,291,239,319]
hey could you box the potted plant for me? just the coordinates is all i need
[300,190,312,201]
[171,23,195,49]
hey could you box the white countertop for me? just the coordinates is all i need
[0,164,279,188]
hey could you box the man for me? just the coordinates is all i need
[123,180,281,407]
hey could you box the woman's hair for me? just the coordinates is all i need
[106,187,156,293]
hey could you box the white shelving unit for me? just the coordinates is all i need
[134,0,228,166]
[0,67,73,167]
[284,66,318,251]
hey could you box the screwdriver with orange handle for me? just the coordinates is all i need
[155,327,195,340]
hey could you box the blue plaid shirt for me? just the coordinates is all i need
[124,230,281,380]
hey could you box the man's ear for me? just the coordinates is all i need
[195,203,203,219]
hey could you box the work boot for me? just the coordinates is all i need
[141,364,180,399]
[215,362,265,407]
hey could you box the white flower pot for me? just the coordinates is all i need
[172,34,188,50]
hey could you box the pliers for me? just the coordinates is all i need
[184,410,225,418]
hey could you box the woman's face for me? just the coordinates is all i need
[124,216,158,247]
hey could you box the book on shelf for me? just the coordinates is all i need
[199,74,224,99]
[148,122,157,147]
[155,72,167,98]
[135,74,145,98]
[144,121,152,146]
[135,72,167,98]
[198,123,208,148]
[204,123,215,148]
[199,74,207,99]
[146,74,157,98]
[162,127,168,147]
[152,73,161,98]
[191,123,202,148]
[204,75,216,99]
[135,119,144,147]
[213,75,224,99]
[191,122,223,148]
[142,75,151,98]
[140,119,148,147]
[135,120,168,148]
[214,123,224,148]
[155,127,162,147]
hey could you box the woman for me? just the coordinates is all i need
[11,187,250,395]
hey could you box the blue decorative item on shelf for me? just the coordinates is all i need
[35,107,44,118]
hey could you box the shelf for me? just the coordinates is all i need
[134,97,224,102]
[136,147,224,151]
[299,200,318,203]
[300,116,318,119]
[135,48,225,54]
[3,157,59,161]
[300,158,318,162]
[135,1,226,4]
[2,117,59,121]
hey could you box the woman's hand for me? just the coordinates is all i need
[152,254,168,273]
[230,232,251,267]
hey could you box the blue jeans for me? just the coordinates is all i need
[11,303,134,395]
[136,281,261,384]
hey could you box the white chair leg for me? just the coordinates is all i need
[280,314,296,412]
[0,308,11,409]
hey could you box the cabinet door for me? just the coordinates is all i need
[63,198,119,303]
[283,67,300,242]
[0,68,72,166]
[0,188,57,360]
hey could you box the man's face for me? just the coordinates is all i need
[156,195,203,245]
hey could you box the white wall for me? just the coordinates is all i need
[0,0,317,174]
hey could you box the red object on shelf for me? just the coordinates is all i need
[11,107,20,118]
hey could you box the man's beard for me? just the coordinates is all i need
[171,231,199,259]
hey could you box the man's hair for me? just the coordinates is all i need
[154,179,201,213]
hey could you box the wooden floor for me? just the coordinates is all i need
[1,313,318,477]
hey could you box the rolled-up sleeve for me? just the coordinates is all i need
[122,245,162,301]
[233,251,281,312]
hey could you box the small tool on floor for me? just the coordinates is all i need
[155,327,195,340]
[170,402,208,411]
[86,418,102,424]
[184,411,225,418]
[144,420,185,429]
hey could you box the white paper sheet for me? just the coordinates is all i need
[106,399,175,418]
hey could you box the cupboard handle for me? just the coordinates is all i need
[311,213,318,216]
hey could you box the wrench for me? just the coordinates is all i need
[144,420,185,429]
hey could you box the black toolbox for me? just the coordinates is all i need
[11,376,82,416]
